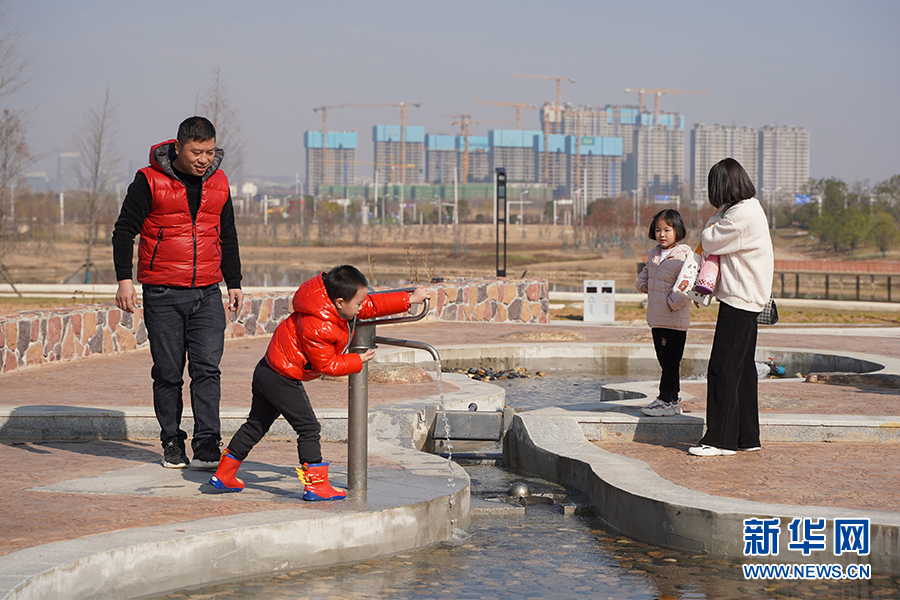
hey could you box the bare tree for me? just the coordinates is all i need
[0,109,28,268]
[0,2,28,285]
[196,66,246,182]
[71,89,119,283]
[0,2,26,104]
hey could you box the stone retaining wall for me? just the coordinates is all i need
[0,277,548,373]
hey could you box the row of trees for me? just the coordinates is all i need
[772,177,900,257]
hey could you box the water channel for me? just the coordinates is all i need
[146,373,898,600]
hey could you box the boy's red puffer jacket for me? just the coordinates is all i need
[265,273,411,381]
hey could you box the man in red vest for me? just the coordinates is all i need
[112,116,243,470]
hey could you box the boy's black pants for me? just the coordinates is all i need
[651,327,687,401]
[227,358,323,464]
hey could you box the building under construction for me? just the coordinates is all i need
[425,134,457,184]
[373,125,425,185]
[304,131,357,190]
[567,135,624,200]
[542,134,570,192]
[489,129,543,183]
[558,104,683,198]
[424,134,492,184]
[477,130,624,199]
[462,136,491,183]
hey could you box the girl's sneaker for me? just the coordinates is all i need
[640,397,666,415]
[641,400,682,417]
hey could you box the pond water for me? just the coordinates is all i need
[148,463,896,600]
[489,372,623,412]
[146,375,899,600]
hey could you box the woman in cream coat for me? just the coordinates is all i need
[689,158,774,457]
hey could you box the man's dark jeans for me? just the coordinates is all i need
[143,284,226,453]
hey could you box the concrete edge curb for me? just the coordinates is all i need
[504,412,900,575]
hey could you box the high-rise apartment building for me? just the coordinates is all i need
[691,124,760,201]
[424,134,492,184]
[559,104,682,197]
[538,134,570,193]
[690,124,809,203]
[304,131,357,192]
[597,106,640,192]
[373,125,425,185]
[425,134,457,184]
[758,125,810,201]
[463,136,491,183]
[567,135,624,200]
[634,112,684,197]
[489,130,542,183]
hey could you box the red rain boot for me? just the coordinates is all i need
[209,450,244,492]
[297,462,347,501]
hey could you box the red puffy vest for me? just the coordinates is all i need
[136,140,230,287]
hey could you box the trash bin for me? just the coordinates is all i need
[583,279,615,323]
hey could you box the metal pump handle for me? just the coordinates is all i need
[357,297,430,327]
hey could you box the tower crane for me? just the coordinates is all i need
[356,102,421,184]
[623,88,713,123]
[472,100,538,130]
[352,160,416,184]
[512,73,575,134]
[312,104,353,186]
[446,115,503,184]
[312,102,421,186]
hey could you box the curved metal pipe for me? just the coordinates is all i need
[373,336,441,362]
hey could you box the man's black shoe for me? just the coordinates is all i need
[162,438,190,469]
[192,437,222,470]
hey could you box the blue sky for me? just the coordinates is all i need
[8,0,900,187]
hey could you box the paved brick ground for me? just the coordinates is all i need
[595,441,900,514]
[0,336,454,410]
[1,320,898,558]
[0,440,355,558]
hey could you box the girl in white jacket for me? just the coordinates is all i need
[635,209,692,417]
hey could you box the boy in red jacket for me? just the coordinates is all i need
[210,264,429,500]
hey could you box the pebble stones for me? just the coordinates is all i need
[443,365,546,381]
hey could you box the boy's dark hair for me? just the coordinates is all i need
[322,265,368,303]
[708,157,756,209]
[648,209,686,242]
[177,116,216,144]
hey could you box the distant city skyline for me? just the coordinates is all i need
[8,1,899,189]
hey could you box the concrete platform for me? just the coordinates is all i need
[2,320,900,598]
[0,439,468,600]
